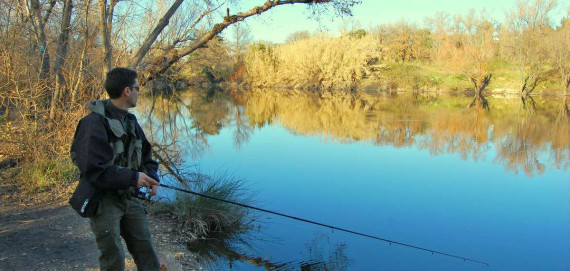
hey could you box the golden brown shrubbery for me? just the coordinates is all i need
[245,34,377,91]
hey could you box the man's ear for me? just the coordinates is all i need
[122,86,130,97]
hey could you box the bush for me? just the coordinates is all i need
[245,34,376,91]
[152,172,257,240]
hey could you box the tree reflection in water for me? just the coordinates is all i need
[136,88,567,268]
[186,229,349,271]
[139,88,568,179]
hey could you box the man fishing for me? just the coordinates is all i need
[69,67,161,271]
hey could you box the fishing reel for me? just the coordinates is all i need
[133,187,154,202]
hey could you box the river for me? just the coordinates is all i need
[137,88,569,271]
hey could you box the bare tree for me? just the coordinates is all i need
[285,30,311,43]
[461,10,495,110]
[131,0,361,84]
[423,11,451,63]
[229,21,253,61]
[438,9,495,109]
[128,0,185,69]
[25,0,56,79]
[548,8,569,114]
[50,0,73,119]
[99,0,119,76]
[71,0,94,103]
[506,0,557,101]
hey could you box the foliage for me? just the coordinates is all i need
[286,30,312,43]
[177,37,233,84]
[349,29,367,39]
[372,21,432,62]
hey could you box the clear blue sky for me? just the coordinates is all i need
[233,0,569,43]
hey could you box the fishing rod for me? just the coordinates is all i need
[158,183,490,267]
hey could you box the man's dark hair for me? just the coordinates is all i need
[104,67,138,99]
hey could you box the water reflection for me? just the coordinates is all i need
[187,229,349,271]
[302,233,349,271]
[137,88,568,269]
[138,88,568,178]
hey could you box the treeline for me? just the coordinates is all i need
[0,0,358,195]
[243,0,570,106]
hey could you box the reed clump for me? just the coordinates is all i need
[151,172,257,242]
[245,34,376,91]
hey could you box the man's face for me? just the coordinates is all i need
[127,79,141,108]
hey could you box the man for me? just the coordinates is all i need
[69,67,161,271]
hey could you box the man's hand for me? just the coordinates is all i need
[137,172,159,189]
[150,185,158,196]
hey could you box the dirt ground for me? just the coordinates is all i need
[0,198,202,271]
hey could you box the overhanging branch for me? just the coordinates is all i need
[139,0,340,83]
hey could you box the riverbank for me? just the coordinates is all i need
[0,196,201,271]
[0,159,199,271]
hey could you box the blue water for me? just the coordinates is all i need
[138,92,570,270]
[192,124,569,270]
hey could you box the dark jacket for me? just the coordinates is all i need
[69,100,159,217]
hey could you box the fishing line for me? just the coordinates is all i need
[158,183,489,266]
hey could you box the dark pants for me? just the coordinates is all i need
[90,192,160,271]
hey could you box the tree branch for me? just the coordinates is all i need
[140,0,337,83]
[128,0,185,69]
[42,0,56,26]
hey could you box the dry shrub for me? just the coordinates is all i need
[245,34,377,91]
[0,42,90,196]
[152,172,257,241]
[3,107,85,195]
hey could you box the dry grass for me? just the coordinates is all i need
[151,172,257,243]
[245,34,377,91]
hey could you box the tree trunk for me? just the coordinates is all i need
[138,0,335,84]
[99,0,112,77]
[28,0,51,79]
[562,77,570,115]
[564,76,570,96]
[128,0,185,69]
[71,0,93,103]
[50,0,74,119]
[467,74,490,110]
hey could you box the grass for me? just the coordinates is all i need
[150,172,259,267]
[151,172,257,241]
[19,157,78,194]
[364,62,474,92]
[0,106,86,202]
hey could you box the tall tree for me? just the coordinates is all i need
[229,21,253,62]
[50,0,74,119]
[506,0,557,101]
[461,10,495,109]
[71,0,94,103]
[99,0,118,77]
[549,10,569,114]
[25,0,56,79]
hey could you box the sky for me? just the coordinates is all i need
[230,0,569,43]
